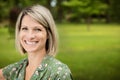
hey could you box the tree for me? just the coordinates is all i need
[110,0,120,23]
[62,0,108,31]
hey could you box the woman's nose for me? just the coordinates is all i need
[27,31,36,39]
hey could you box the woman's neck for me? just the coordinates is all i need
[27,49,46,67]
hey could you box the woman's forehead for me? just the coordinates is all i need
[21,15,42,27]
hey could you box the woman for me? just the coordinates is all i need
[0,4,73,80]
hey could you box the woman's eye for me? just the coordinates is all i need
[35,28,41,31]
[21,27,28,31]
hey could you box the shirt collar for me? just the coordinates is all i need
[23,55,53,71]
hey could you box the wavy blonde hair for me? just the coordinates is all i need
[15,4,58,56]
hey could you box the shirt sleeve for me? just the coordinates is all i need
[2,58,27,80]
[2,64,15,80]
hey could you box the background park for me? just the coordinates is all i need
[0,0,120,80]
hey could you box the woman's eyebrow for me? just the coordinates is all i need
[21,25,28,27]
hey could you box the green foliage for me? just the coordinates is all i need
[0,0,120,23]
[62,0,108,22]
[60,0,120,23]
[0,1,10,21]
[110,0,120,22]
[0,0,49,21]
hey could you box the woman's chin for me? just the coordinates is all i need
[25,49,37,53]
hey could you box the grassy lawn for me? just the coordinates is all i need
[0,23,120,80]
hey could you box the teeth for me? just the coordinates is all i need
[25,41,37,45]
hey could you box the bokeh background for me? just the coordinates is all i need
[0,0,120,80]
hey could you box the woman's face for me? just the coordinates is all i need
[19,15,47,53]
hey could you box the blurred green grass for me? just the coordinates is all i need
[0,24,120,80]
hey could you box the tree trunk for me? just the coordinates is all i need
[86,16,92,31]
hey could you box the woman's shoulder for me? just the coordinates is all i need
[2,58,27,79]
[46,55,71,73]
[3,58,27,70]
[46,56,67,66]
[44,55,73,79]
[49,56,68,67]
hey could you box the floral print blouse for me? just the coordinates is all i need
[2,55,73,80]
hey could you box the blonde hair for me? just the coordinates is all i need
[15,4,58,56]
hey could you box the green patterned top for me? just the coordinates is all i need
[2,55,73,80]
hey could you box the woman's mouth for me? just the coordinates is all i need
[25,40,39,45]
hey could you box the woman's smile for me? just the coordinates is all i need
[25,40,39,45]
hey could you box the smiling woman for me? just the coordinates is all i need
[0,4,73,80]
